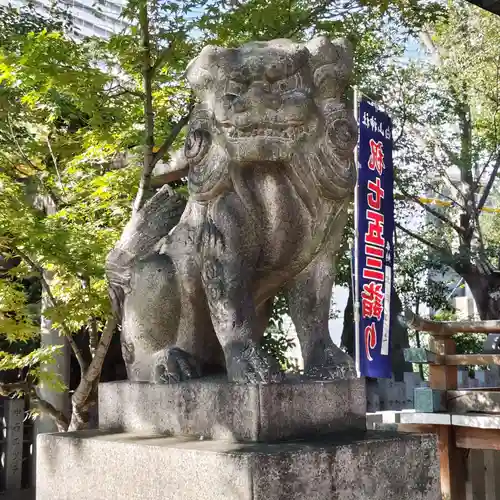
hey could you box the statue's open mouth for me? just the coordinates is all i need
[219,121,314,140]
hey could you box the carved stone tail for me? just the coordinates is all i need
[106,187,187,323]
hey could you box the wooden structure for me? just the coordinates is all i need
[402,315,500,500]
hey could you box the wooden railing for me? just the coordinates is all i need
[402,314,500,500]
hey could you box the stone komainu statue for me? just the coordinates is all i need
[106,36,358,384]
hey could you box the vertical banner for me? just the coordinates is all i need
[354,98,394,379]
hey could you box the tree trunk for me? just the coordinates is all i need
[340,285,355,356]
[463,272,500,320]
[68,316,117,431]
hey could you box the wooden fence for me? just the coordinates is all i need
[366,368,500,412]
[376,315,500,500]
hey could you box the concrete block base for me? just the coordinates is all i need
[98,377,366,442]
[37,430,440,500]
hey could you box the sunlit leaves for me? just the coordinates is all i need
[0,345,62,371]
[0,0,448,381]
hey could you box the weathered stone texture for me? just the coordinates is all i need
[99,378,367,442]
[106,35,358,385]
[37,431,440,500]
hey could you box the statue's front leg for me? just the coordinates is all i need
[200,196,283,384]
[286,251,356,380]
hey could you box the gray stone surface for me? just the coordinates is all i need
[452,413,500,429]
[3,398,24,490]
[106,35,358,385]
[0,490,34,500]
[447,389,500,414]
[99,377,366,442]
[37,430,440,500]
[399,411,452,426]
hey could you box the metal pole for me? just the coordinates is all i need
[353,86,361,377]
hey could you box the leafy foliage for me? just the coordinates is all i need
[0,0,446,421]
[376,1,500,320]
[261,294,299,372]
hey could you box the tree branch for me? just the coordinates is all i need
[133,3,155,214]
[0,380,69,431]
[420,31,441,66]
[395,221,453,260]
[7,113,40,173]
[397,181,465,235]
[46,135,66,198]
[399,308,500,336]
[12,245,88,374]
[152,40,176,74]
[393,106,406,149]
[477,153,500,213]
[32,388,69,432]
[420,180,466,211]
[151,102,195,167]
[5,115,60,206]
[474,148,498,191]
[107,85,146,100]
[285,0,335,38]
[0,379,30,396]
[133,104,194,213]
[69,315,117,431]
[80,276,99,359]
[89,319,98,359]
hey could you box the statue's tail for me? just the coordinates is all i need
[106,186,187,323]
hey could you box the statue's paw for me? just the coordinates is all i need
[305,363,356,380]
[226,341,284,384]
[152,347,202,384]
[304,344,356,380]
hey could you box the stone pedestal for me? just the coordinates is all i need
[98,377,366,442]
[36,378,440,499]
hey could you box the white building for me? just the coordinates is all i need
[1,0,129,38]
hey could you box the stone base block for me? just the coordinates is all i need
[99,377,366,442]
[37,430,440,500]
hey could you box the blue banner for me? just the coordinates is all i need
[354,98,394,379]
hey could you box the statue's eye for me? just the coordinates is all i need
[274,74,303,93]
[185,128,211,162]
[328,118,357,153]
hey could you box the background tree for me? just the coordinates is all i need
[0,0,444,429]
[374,0,500,320]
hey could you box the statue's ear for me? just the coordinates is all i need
[306,37,352,67]
[152,149,189,187]
[305,37,353,99]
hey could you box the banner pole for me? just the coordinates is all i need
[353,86,361,378]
